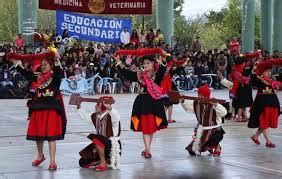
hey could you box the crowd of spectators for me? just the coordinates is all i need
[0,28,281,98]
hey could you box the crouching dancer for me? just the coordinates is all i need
[179,84,227,157]
[76,96,121,172]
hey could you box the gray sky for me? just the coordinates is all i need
[182,0,228,18]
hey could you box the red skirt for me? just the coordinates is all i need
[135,114,166,135]
[27,109,64,141]
[161,74,172,94]
[259,107,279,129]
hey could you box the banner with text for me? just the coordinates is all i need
[40,0,152,15]
[56,10,132,43]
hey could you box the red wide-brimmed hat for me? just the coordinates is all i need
[7,51,56,71]
[255,59,282,75]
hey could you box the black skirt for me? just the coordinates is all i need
[232,84,253,108]
[248,94,280,128]
[130,93,169,132]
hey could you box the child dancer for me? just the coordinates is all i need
[77,96,121,171]
[180,84,227,156]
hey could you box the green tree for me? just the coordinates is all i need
[199,0,261,50]
[37,10,56,32]
[200,24,226,50]
[0,0,18,42]
[0,0,57,43]
[174,16,203,48]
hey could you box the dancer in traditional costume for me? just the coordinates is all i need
[77,96,121,172]
[230,57,253,122]
[9,50,66,170]
[249,60,282,148]
[180,84,227,156]
[115,48,169,159]
[160,55,179,123]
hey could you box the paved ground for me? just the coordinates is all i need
[0,89,282,179]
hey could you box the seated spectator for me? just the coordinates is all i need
[108,44,117,54]
[95,44,104,56]
[202,60,210,74]
[98,65,108,78]
[86,43,95,55]
[184,60,199,90]
[86,63,96,79]
[174,59,187,90]
[0,64,13,89]
[100,54,108,67]
[216,51,228,78]
[57,43,65,56]
[194,60,204,86]
[66,66,75,78]
[112,72,123,93]
[74,63,86,77]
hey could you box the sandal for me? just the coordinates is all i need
[266,142,276,148]
[144,152,152,159]
[32,154,46,166]
[251,135,260,145]
[48,162,57,171]
[141,150,152,159]
[168,119,176,123]
[213,146,221,157]
[235,116,247,122]
[94,165,108,172]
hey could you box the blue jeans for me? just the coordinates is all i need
[186,76,199,89]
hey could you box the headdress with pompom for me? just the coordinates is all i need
[7,45,57,71]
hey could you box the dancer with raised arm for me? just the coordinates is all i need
[229,56,253,122]
[8,50,66,170]
[220,59,282,148]
[249,60,282,148]
[115,48,169,159]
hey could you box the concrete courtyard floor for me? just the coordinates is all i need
[0,89,282,179]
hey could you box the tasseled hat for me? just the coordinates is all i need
[198,84,211,98]
[97,96,114,112]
